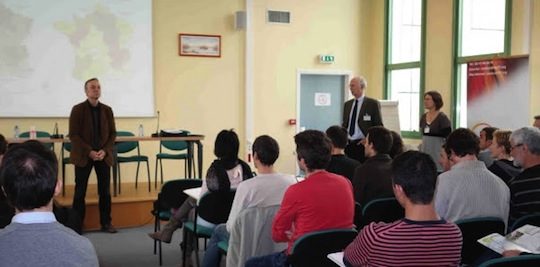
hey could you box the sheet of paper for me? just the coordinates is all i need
[327,252,346,267]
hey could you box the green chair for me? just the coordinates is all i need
[61,142,72,196]
[182,190,236,267]
[456,217,506,265]
[19,131,54,151]
[357,197,405,229]
[288,228,358,267]
[478,254,540,267]
[508,213,540,233]
[155,130,193,189]
[151,179,202,266]
[116,131,151,192]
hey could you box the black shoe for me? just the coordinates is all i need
[101,224,118,233]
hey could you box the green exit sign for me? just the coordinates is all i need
[319,55,335,64]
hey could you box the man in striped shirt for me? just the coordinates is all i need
[509,127,540,222]
[344,151,462,267]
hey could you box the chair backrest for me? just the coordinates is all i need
[115,131,138,154]
[477,254,540,267]
[156,179,202,212]
[360,197,404,227]
[509,213,540,233]
[19,131,53,150]
[289,228,358,267]
[227,205,287,267]
[197,190,236,225]
[456,217,506,265]
[160,130,190,152]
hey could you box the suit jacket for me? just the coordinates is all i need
[342,96,383,137]
[69,100,116,167]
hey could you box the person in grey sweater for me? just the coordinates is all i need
[0,141,98,267]
[434,128,510,227]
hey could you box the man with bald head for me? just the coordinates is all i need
[342,76,383,163]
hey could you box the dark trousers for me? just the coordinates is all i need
[345,139,366,163]
[73,160,112,227]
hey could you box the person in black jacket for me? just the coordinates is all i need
[325,126,360,182]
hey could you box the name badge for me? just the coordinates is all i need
[363,114,371,121]
[424,125,430,133]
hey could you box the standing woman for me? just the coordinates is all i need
[420,91,452,172]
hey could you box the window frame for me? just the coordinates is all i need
[451,0,513,128]
[383,0,427,139]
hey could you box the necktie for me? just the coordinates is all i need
[349,99,358,136]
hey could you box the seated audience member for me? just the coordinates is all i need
[534,115,540,129]
[344,151,462,267]
[438,144,452,173]
[488,130,522,185]
[245,130,355,267]
[201,135,295,267]
[478,127,498,167]
[435,128,510,226]
[325,126,360,182]
[0,141,98,266]
[0,134,15,228]
[352,126,394,208]
[149,129,253,257]
[389,130,405,158]
[508,127,540,222]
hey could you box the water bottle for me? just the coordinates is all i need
[138,124,144,137]
[14,125,20,139]
[30,126,37,139]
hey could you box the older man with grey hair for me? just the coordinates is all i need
[342,76,383,163]
[508,127,540,222]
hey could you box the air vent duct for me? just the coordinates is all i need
[267,10,290,24]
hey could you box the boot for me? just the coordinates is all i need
[148,218,182,243]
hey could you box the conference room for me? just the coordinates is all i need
[1,0,540,266]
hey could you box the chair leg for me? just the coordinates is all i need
[182,227,187,267]
[154,158,159,190]
[118,164,122,194]
[135,161,140,189]
[146,161,151,192]
[62,163,66,196]
[184,160,188,178]
[160,159,164,185]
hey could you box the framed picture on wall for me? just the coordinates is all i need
[179,33,221,57]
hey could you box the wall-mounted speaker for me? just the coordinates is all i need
[235,11,246,30]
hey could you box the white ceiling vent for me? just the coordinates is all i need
[267,10,291,24]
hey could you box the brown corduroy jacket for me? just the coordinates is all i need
[69,100,116,167]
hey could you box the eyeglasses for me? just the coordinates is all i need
[511,144,523,150]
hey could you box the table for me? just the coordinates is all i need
[7,135,205,197]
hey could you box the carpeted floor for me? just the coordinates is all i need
[85,224,188,267]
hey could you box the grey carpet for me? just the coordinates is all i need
[85,224,188,267]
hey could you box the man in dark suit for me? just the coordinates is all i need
[69,77,117,233]
[342,76,383,162]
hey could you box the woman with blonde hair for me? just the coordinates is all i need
[488,130,521,184]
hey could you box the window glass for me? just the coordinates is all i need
[460,0,506,57]
[389,68,420,132]
[389,0,422,63]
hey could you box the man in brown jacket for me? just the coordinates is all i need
[69,78,117,233]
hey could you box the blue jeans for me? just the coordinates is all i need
[201,223,230,267]
[245,251,288,267]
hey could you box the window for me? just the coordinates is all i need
[453,0,510,127]
[385,0,425,136]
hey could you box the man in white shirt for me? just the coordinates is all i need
[201,135,296,267]
[0,141,98,266]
